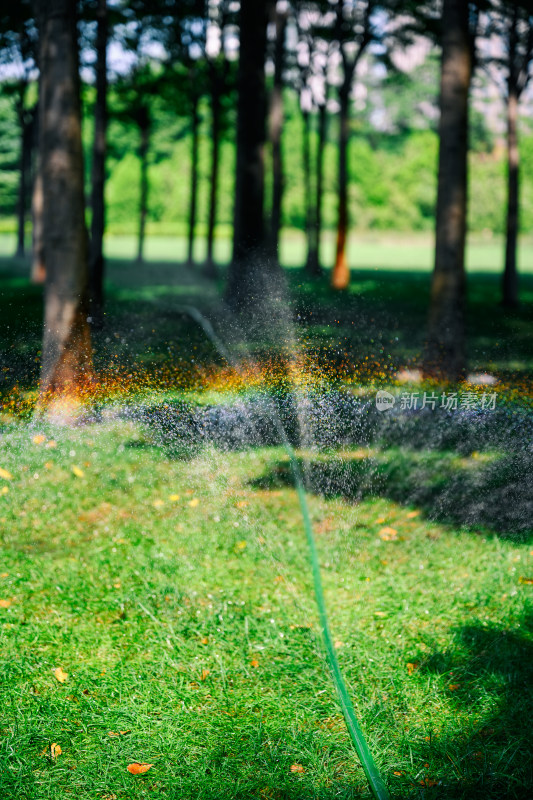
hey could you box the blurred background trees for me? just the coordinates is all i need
[1,0,533,399]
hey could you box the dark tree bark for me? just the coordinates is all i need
[206,78,221,276]
[187,90,200,266]
[332,85,350,289]
[36,0,92,409]
[15,86,32,258]
[31,156,46,283]
[302,108,312,267]
[422,0,471,381]
[136,108,149,264]
[226,0,269,309]
[306,98,327,277]
[268,5,287,264]
[503,86,519,308]
[89,0,108,327]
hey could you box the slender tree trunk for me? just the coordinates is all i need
[16,90,30,258]
[268,7,286,263]
[89,0,108,327]
[31,160,46,283]
[422,0,471,382]
[306,99,327,277]
[503,86,519,308]
[226,0,269,310]
[36,0,92,409]
[332,86,350,289]
[136,112,149,264]
[187,93,200,266]
[31,101,45,283]
[302,108,312,267]
[206,80,221,277]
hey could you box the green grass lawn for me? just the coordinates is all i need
[0,418,532,799]
[0,246,532,798]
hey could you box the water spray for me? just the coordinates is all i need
[179,305,390,800]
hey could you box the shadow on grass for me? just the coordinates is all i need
[250,447,533,542]
[405,614,533,799]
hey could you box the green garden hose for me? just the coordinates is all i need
[179,306,389,800]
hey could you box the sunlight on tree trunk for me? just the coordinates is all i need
[36,0,92,417]
[422,0,470,381]
[332,89,350,290]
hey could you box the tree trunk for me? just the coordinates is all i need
[306,100,326,277]
[36,0,92,410]
[503,86,519,308]
[226,0,269,310]
[268,6,286,264]
[302,108,312,269]
[31,158,46,283]
[89,0,108,327]
[16,88,31,258]
[332,86,350,289]
[136,111,149,263]
[187,92,200,266]
[422,0,471,382]
[206,78,220,277]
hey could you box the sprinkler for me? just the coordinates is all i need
[179,306,390,800]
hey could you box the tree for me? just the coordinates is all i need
[88,0,108,326]
[422,0,472,381]
[35,0,92,410]
[267,1,288,265]
[485,1,533,308]
[226,0,270,310]
[331,0,375,290]
[0,1,38,259]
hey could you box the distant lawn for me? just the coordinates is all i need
[1,230,533,272]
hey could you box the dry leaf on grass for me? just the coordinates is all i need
[107,730,131,737]
[0,599,12,608]
[378,526,398,541]
[54,667,68,683]
[290,764,305,774]
[188,498,199,508]
[127,763,153,775]
[32,435,46,445]
[71,466,84,478]
[0,467,13,480]
[50,743,62,759]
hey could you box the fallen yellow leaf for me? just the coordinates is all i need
[407,662,419,675]
[32,434,46,445]
[1,486,8,495]
[379,526,398,541]
[54,667,68,683]
[0,599,12,608]
[201,669,210,681]
[50,743,62,759]
[406,510,420,519]
[290,764,305,774]
[71,466,84,478]
[250,659,259,668]
[188,498,199,508]
[127,762,153,775]
[519,576,533,585]
[46,440,57,448]
[107,730,131,737]
[235,540,247,550]
[0,467,13,480]
[169,494,180,502]
[152,499,164,508]
[236,500,248,508]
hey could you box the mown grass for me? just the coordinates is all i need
[0,417,532,799]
